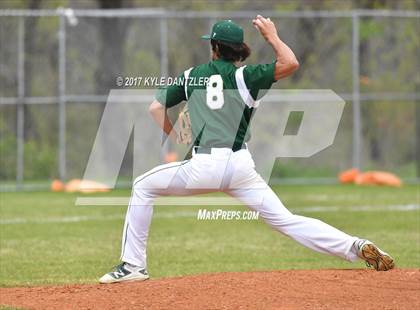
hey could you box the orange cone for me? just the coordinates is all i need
[51,179,65,192]
[338,168,360,184]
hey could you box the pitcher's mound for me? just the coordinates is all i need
[1,269,419,309]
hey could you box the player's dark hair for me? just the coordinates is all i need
[211,39,251,62]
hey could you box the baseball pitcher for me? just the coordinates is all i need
[100,16,394,283]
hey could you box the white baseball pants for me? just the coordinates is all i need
[121,147,359,267]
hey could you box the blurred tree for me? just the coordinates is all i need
[417,84,420,178]
[94,0,131,94]
[357,0,382,163]
[355,0,418,169]
[0,0,418,180]
[23,0,42,140]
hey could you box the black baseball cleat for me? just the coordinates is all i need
[99,262,149,284]
[355,239,395,271]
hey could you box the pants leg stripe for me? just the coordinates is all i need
[120,160,189,261]
[120,221,130,260]
[133,160,189,187]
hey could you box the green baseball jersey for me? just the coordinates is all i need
[156,58,276,148]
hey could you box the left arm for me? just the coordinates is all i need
[151,77,187,142]
[149,100,178,143]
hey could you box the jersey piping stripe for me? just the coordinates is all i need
[184,67,193,100]
[235,66,261,108]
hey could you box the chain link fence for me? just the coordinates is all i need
[0,9,419,190]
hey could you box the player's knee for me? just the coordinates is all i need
[132,176,154,198]
[132,176,146,193]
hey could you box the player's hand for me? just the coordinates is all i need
[252,15,279,43]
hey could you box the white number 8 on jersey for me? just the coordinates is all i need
[206,75,224,110]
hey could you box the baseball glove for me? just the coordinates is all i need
[177,105,192,145]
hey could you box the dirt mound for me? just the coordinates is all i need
[1,269,419,309]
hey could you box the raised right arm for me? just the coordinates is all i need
[252,15,299,80]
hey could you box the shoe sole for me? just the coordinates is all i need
[361,243,395,271]
[99,276,150,284]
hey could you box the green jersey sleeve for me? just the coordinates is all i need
[243,61,277,101]
[155,73,186,108]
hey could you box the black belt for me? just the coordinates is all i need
[193,144,247,154]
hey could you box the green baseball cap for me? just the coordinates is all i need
[201,20,244,44]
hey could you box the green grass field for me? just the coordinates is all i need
[0,184,419,287]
